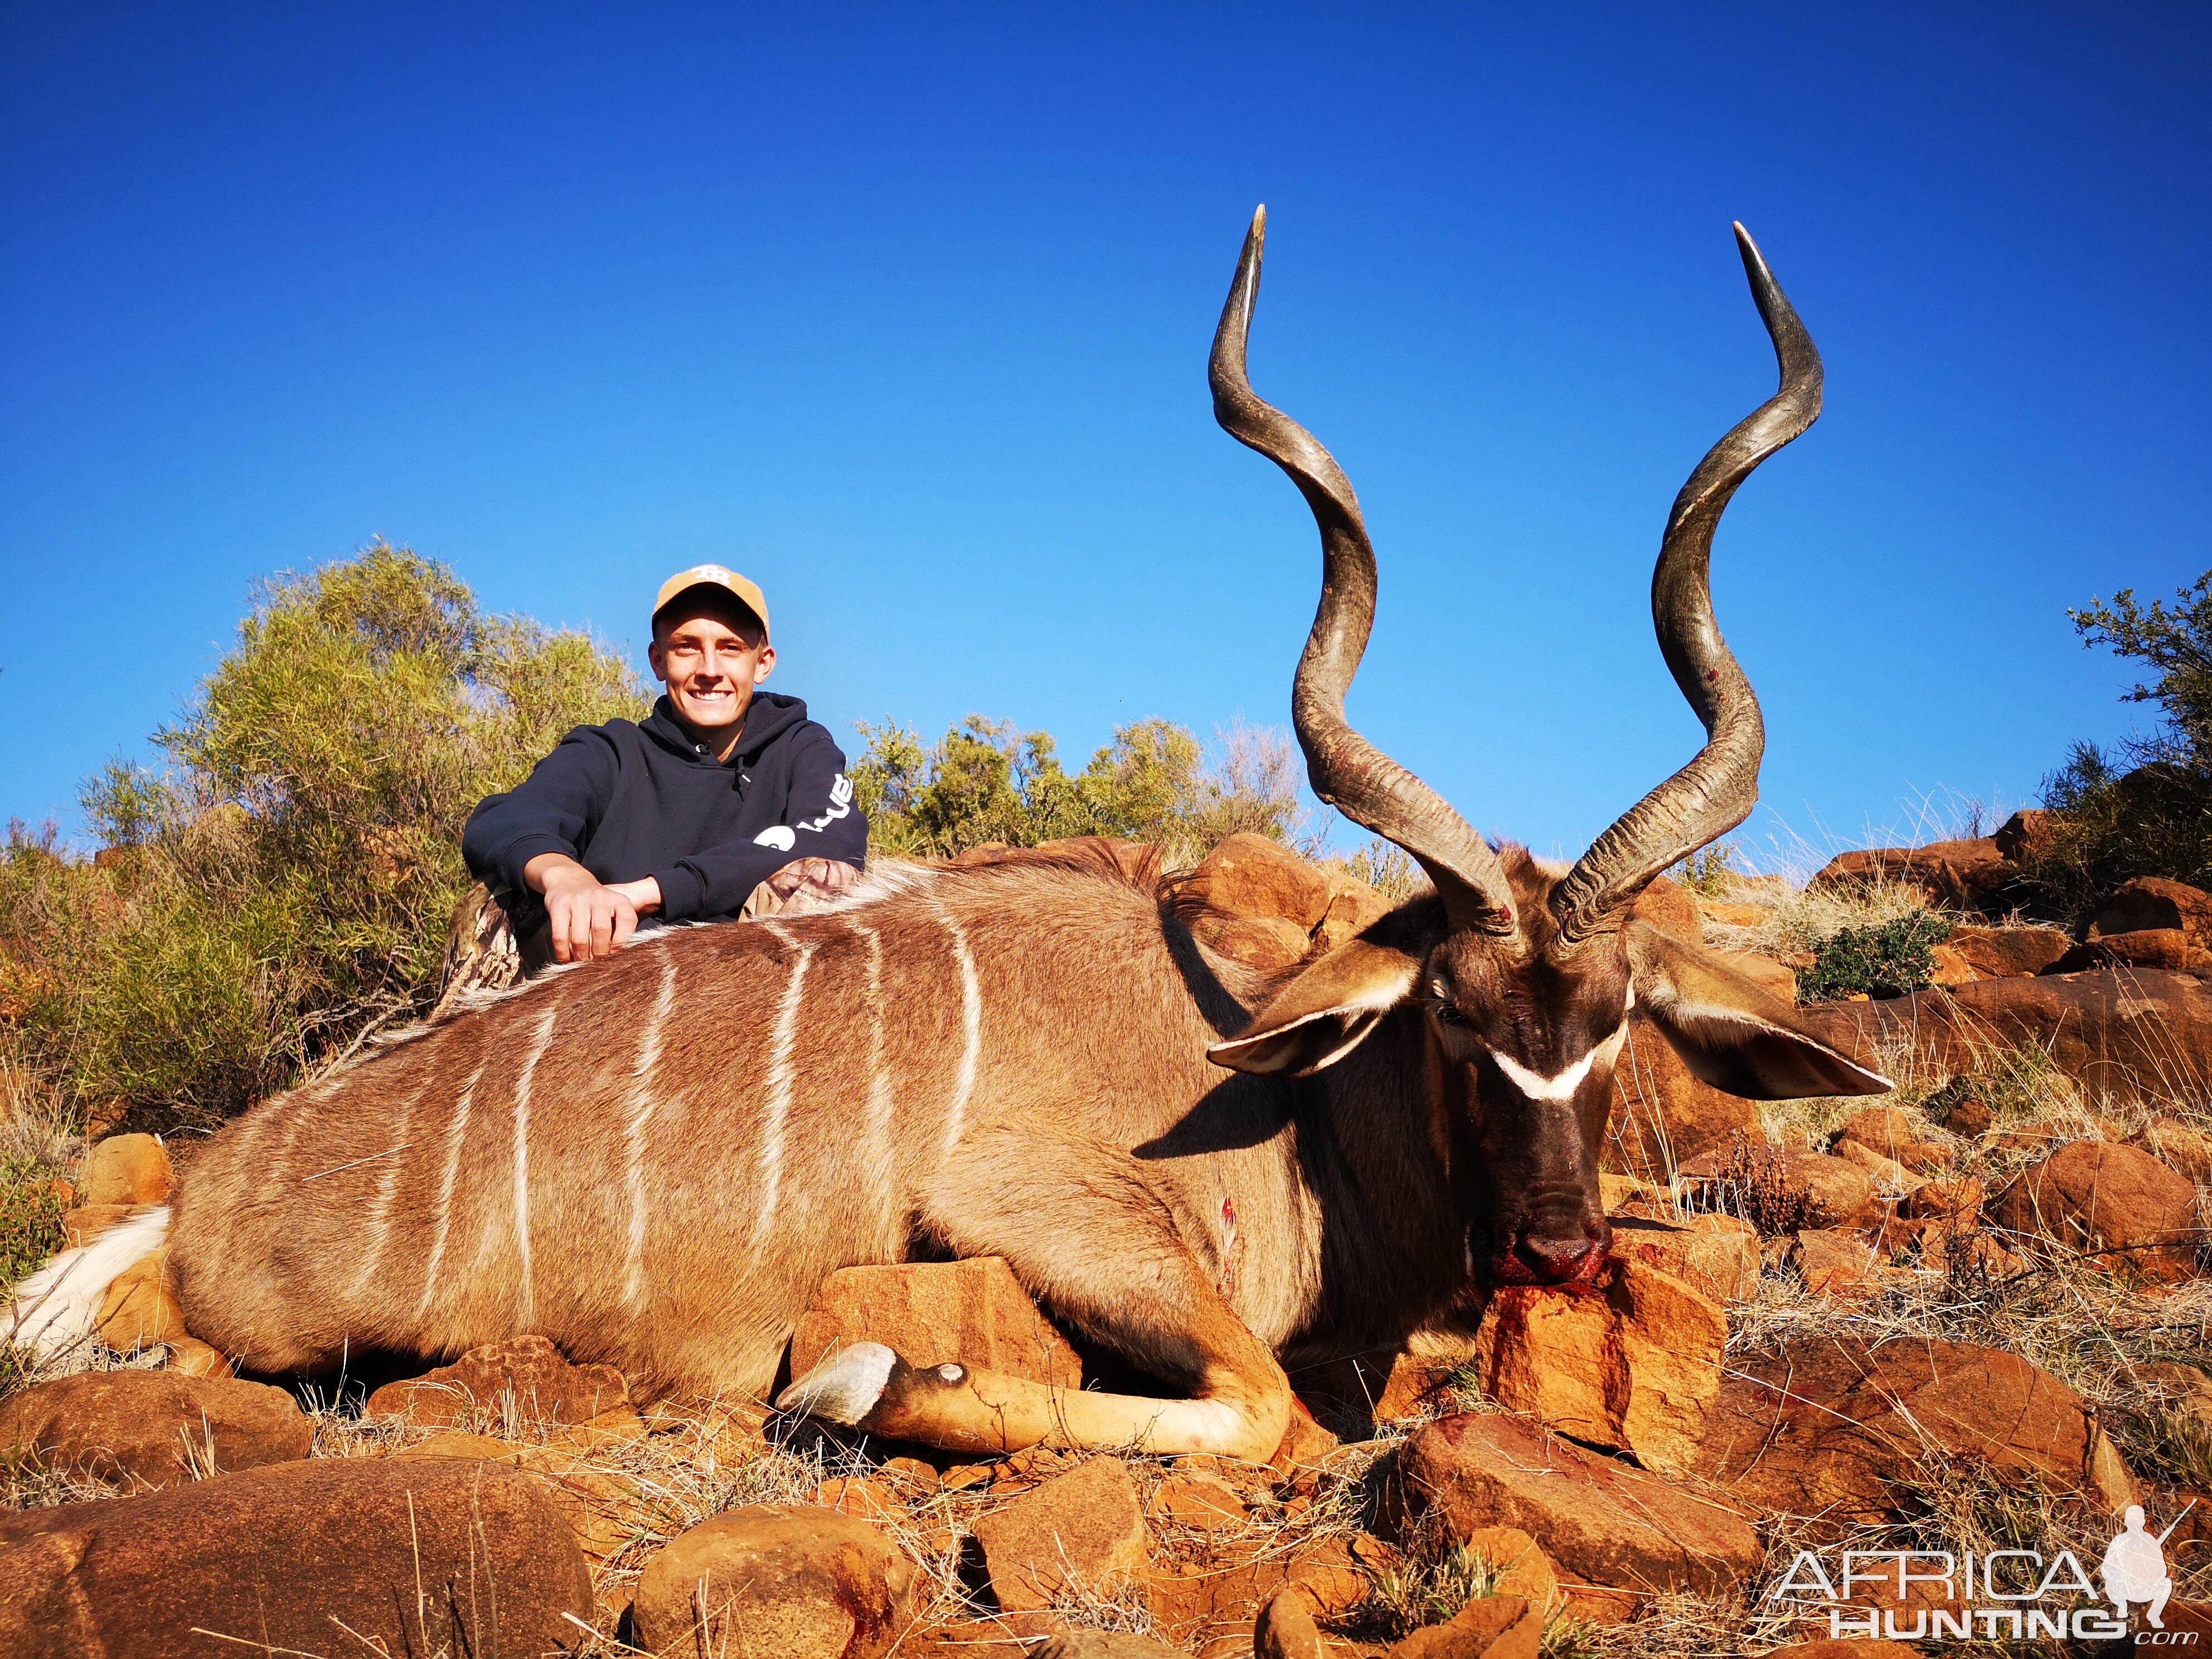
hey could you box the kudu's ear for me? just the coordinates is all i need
[1207,937,1424,1078]
[1626,920,1893,1100]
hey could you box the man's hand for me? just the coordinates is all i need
[767,856,857,915]
[525,853,661,964]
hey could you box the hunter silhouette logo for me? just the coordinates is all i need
[1771,1501,2199,1643]
[2105,1502,2192,1630]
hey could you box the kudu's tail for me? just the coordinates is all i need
[9,1205,171,1361]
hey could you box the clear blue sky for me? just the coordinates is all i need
[3,6,2206,871]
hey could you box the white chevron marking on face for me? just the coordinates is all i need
[1486,1025,1628,1103]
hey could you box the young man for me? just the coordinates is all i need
[463,565,866,969]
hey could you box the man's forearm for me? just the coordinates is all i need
[523,851,588,894]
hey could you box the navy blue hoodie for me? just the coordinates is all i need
[462,691,867,929]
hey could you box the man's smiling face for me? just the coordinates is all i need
[648,595,775,743]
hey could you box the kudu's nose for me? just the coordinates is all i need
[1515,1230,1607,1284]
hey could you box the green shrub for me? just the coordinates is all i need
[1,542,647,1129]
[1797,913,1954,1002]
[852,714,1308,863]
[1667,841,1742,898]
[2024,574,2212,911]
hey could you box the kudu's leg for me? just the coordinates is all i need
[779,1128,1292,1462]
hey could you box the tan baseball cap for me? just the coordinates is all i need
[652,564,769,639]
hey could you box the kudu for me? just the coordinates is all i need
[16,210,1887,1463]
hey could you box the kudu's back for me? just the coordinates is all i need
[171,851,1258,1399]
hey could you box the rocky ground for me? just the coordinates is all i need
[4,822,2212,1657]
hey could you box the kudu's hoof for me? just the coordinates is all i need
[776,1341,900,1424]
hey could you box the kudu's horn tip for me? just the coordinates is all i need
[1251,203,1267,235]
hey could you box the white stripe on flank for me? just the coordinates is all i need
[751,933,814,1243]
[348,1076,431,1297]
[622,953,681,1310]
[415,1055,491,1318]
[509,997,562,1327]
[938,907,981,1156]
[848,918,896,1238]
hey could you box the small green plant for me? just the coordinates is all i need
[1348,836,1427,903]
[1360,1542,1512,1639]
[1668,841,1741,898]
[0,1163,65,1288]
[1797,912,1953,1002]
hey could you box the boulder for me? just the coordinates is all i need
[970,1456,1148,1613]
[159,1337,234,1380]
[1036,1633,1187,1659]
[58,1204,134,1249]
[1309,869,1395,955]
[1148,1469,1246,1531]
[1465,1262,1724,1476]
[2049,928,2212,975]
[1632,877,1704,944]
[1386,1410,1762,1596]
[397,1422,651,1560]
[1605,1015,1757,1178]
[2138,1118,2212,1181]
[1902,1175,1983,1220]
[1810,837,2014,911]
[1993,808,2055,865]
[1604,1216,1760,1304]
[1693,1337,2135,1534]
[1199,914,1315,970]
[0,1370,309,1489]
[1831,1106,1932,1162]
[1944,924,2072,979]
[0,1455,589,1658]
[631,1503,921,1657]
[1387,1593,1539,1659]
[1988,1139,2202,1275]
[1168,833,1335,930]
[365,1333,629,1430]
[77,1135,170,1207]
[790,1257,1083,1390]
[2094,875,2212,944]
[1829,1139,1919,1197]
[1791,1229,1879,1298]
[1458,1526,1559,1609]
[1794,969,2212,1102]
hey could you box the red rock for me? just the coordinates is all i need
[2095,876,2212,944]
[970,1456,1148,1613]
[1903,1175,1983,1220]
[1795,969,2212,1100]
[1993,808,2055,864]
[57,1205,133,1249]
[1604,1216,1760,1304]
[1988,1139,2202,1275]
[2138,1118,2212,1181]
[1309,867,1395,955]
[632,1503,921,1657]
[1605,1013,1758,1177]
[1832,1107,1931,1161]
[1694,1337,2136,1535]
[2050,928,2212,974]
[0,1455,589,1658]
[1167,833,1335,929]
[1386,1593,1537,1658]
[0,1370,309,1490]
[93,1250,187,1352]
[1678,1145,1874,1228]
[1467,1263,1723,1476]
[77,1135,170,1207]
[1149,1469,1246,1531]
[1944,924,2072,979]
[1386,1411,1762,1597]
[1199,913,1316,969]
[789,1257,1083,1390]
[1255,1584,1327,1659]
[1710,948,1798,1002]
[363,1333,629,1430]
[1792,1229,1879,1298]
[1631,877,1703,944]
[1810,838,2014,911]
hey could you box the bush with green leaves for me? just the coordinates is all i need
[1,542,646,1128]
[2026,573,2212,911]
[851,714,1309,864]
[1797,911,1954,1002]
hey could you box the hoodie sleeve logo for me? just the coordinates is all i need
[754,825,797,852]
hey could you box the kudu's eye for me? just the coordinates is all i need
[1431,1001,1469,1029]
